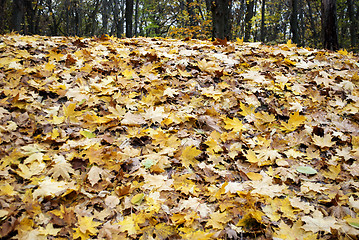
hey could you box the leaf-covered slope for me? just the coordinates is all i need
[0,34,359,239]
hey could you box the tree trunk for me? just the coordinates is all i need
[187,0,197,38]
[125,0,134,37]
[211,0,232,40]
[134,0,139,36]
[260,0,265,42]
[306,0,318,47]
[290,0,299,44]
[65,0,70,36]
[0,0,6,34]
[347,0,356,47]
[12,0,25,33]
[102,0,109,34]
[321,0,339,50]
[244,0,254,41]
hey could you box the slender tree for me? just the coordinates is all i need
[125,0,134,37]
[290,0,299,44]
[347,0,356,47]
[260,0,266,42]
[321,0,339,50]
[244,0,254,41]
[134,0,139,36]
[211,0,232,40]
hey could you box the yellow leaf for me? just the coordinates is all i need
[246,172,263,181]
[122,69,135,79]
[118,215,138,235]
[312,134,335,148]
[223,117,246,132]
[239,102,255,117]
[286,39,296,48]
[63,103,82,122]
[280,112,306,132]
[236,37,244,44]
[338,49,348,55]
[205,211,230,229]
[154,223,176,239]
[181,146,202,168]
[0,183,16,196]
[322,165,341,179]
[245,149,259,164]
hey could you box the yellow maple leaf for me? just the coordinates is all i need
[180,146,202,168]
[118,215,138,235]
[206,211,230,229]
[63,103,82,122]
[280,111,306,132]
[273,221,317,240]
[286,39,296,48]
[312,134,335,148]
[73,216,101,240]
[255,111,276,123]
[179,229,214,240]
[238,102,255,117]
[223,117,246,132]
[245,149,260,164]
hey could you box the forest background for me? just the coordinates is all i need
[0,0,358,52]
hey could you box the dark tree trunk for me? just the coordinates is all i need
[102,0,109,34]
[306,0,318,47]
[260,0,265,42]
[347,0,356,47]
[0,0,6,34]
[65,0,70,36]
[125,0,134,37]
[46,0,59,35]
[290,0,299,44]
[244,0,254,41]
[321,0,339,50]
[12,0,25,33]
[24,0,35,34]
[211,0,232,40]
[134,0,139,36]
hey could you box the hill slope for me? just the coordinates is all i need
[0,34,359,239]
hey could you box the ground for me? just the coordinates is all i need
[0,34,359,239]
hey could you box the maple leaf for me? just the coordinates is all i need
[49,154,74,181]
[301,210,339,233]
[73,216,101,240]
[118,215,139,235]
[223,117,246,132]
[120,112,146,126]
[33,177,70,199]
[312,134,335,148]
[63,102,82,122]
[180,146,202,168]
[206,211,230,229]
[280,111,306,132]
[273,221,316,240]
[143,106,168,123]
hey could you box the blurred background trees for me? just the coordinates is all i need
[0,0,358,51]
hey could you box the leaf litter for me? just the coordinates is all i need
[0,33,359,239]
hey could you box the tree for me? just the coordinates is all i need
[260,0,266,42]
[347,0,356,47]
[211,0,232,40]
[290,0,299,44]
[321,0,339,50]
[11,0,25,33]
[125,0,134,37]
[244,0,254,41]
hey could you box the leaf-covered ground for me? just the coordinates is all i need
[0,34,359,239]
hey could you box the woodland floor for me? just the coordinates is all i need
[0,34,359,239]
